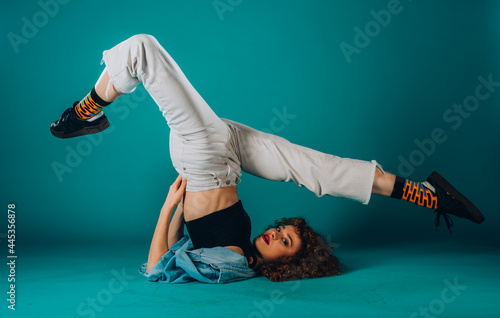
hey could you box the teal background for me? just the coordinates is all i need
[1,0,499,317]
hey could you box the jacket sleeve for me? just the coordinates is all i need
[138,235,220,284]
[138,235,257,284]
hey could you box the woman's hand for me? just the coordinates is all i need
[146,175,187,273]
[164,175,187,210]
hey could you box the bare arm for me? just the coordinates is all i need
[167,198,185,249]
[146,175,187,273]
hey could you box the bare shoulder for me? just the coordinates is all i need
[224,246,244,256]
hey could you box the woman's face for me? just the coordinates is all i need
[254,225,302,261]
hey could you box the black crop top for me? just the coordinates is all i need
[185,200,256,268]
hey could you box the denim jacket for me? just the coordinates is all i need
[138,235,258,284]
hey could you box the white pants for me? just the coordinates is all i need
[101,34,378,204]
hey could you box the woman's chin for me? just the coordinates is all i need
[253,236,266,257]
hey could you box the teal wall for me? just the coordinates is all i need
[1,0,498,247]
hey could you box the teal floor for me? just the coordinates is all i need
[4,240,499,318]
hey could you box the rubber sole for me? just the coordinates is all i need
[428,171,485,224]
[50,119,110,139]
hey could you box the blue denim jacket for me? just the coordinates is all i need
[138,235,258,284]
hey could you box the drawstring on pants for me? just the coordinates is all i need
[371,160,388,176]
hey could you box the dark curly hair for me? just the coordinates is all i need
[257,217,343,282]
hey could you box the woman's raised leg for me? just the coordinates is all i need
[94,68,123,103]
[51,34,227,141]
[371,168,396,196]
[224,119,378,204]
[51,34,239,191]
[225,119,484,231]
[100,34,227,141]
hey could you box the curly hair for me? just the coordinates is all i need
[257,217,342,282]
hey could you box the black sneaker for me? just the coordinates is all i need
[50,102,110,139]
[426,171,485,232]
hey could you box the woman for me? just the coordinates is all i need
[50,34,484,283]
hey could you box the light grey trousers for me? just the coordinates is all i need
[101,34,378,204]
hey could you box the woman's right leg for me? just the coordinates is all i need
[102,34,241,191]
[94,68,123,103]
[52,34,227,141]
[51,34,238,191]
[99,34,227,142]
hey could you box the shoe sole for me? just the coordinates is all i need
[50,119,110,139]
[428,171,485,224]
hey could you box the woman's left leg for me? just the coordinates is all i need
[372,168,396,196]
[224,119,378,204]
[224,119,484,231]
